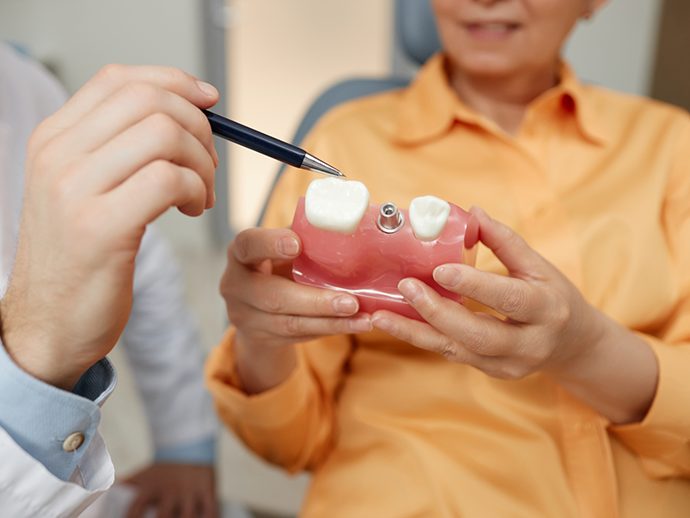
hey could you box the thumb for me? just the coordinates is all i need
[469,206,547,279]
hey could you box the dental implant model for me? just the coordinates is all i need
[291,177,479,321]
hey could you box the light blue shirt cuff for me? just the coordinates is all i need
[154,436,216,465]
[0,339,116,481]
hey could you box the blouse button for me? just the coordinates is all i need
[63,432,86,452]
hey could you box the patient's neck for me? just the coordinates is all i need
[448,61,559,136]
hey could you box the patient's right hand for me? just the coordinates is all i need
[220,227,371,393]
[0,65,219,391]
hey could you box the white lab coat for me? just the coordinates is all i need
[0,44,216,516]
[0,424,113,517]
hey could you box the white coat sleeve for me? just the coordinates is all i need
[0,340,116,517]
[119,226,217,454]
[0,427,113,518]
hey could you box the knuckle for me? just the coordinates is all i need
[219,270,235,299]
[421,301,442,322]
[147,112,181,143]
[31,142,58,175]
[529,345,553,365]
[493,226,525,257]
[539,290,572,331]
[438,336,459,362]
[158,66,187,86]
[198,150,216,178]
[221,287,244,323]
[194,106,212,134]
[282,315,304,337]
[502,283,527,315]
[223,295,243,321]
[263,290,287,314]
[503,225,526,249]
[232,232,251,263]
[461,324,491,354]
[97,63,127,85]
[226,310,246,330]
[457,274,479,299]
[146,160,181,197]
[26,124,50,157]
[394,325,415,346]
[123,81,160,106]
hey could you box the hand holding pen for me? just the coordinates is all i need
[0,65,219,391]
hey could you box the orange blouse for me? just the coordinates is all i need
[207,55,690,517]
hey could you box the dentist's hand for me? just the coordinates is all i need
[372,206,658,425]
[220,227,372,393]
[0,65,219,391]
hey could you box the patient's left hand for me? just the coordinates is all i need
[372,206,658,424]
[124,464,218,518]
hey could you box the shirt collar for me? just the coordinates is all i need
[395,54,610,146]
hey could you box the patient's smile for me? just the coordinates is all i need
[464,21,522,40]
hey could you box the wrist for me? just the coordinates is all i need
[234,332,297,394]
[546,305,610,380]
[544,309,658,424]
[0,298,86,391]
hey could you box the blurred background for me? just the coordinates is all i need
[0,0,688,516]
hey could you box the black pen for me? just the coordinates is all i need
[203,110,345,178]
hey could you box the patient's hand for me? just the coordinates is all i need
[220,227,371,393]
[372,206,659,425]
[0,65,218,391]
[124,464,218,518]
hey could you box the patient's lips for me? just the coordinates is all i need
[305,177,370,235]
[464,20,521,41]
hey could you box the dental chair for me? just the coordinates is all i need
[258,0,442,224]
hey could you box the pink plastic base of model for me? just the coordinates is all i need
[291,198,478,321]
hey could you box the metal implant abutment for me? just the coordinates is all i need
[377,202,405,233]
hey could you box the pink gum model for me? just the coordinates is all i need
[291,197,479,321]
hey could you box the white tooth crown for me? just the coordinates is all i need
[409,195,451,241]
[305,177,370,235]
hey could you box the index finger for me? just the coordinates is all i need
[230,227,301,266]
[39,65,218,142]
[433,264,551,323]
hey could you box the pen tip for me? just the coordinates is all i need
[302,153,345,178]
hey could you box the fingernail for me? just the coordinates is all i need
[434,266,461,287]
[197,80,218,97]
[333,295,358,315]
[398,279,422,304]
[350,316,372,333]
[372,317,395,333]
[277,236,299,256]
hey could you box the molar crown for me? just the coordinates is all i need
[305,177,370,235]
[409,195,451,241]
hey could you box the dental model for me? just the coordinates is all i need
[291,178,478,321]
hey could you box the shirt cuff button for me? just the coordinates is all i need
[63,432,86,452]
